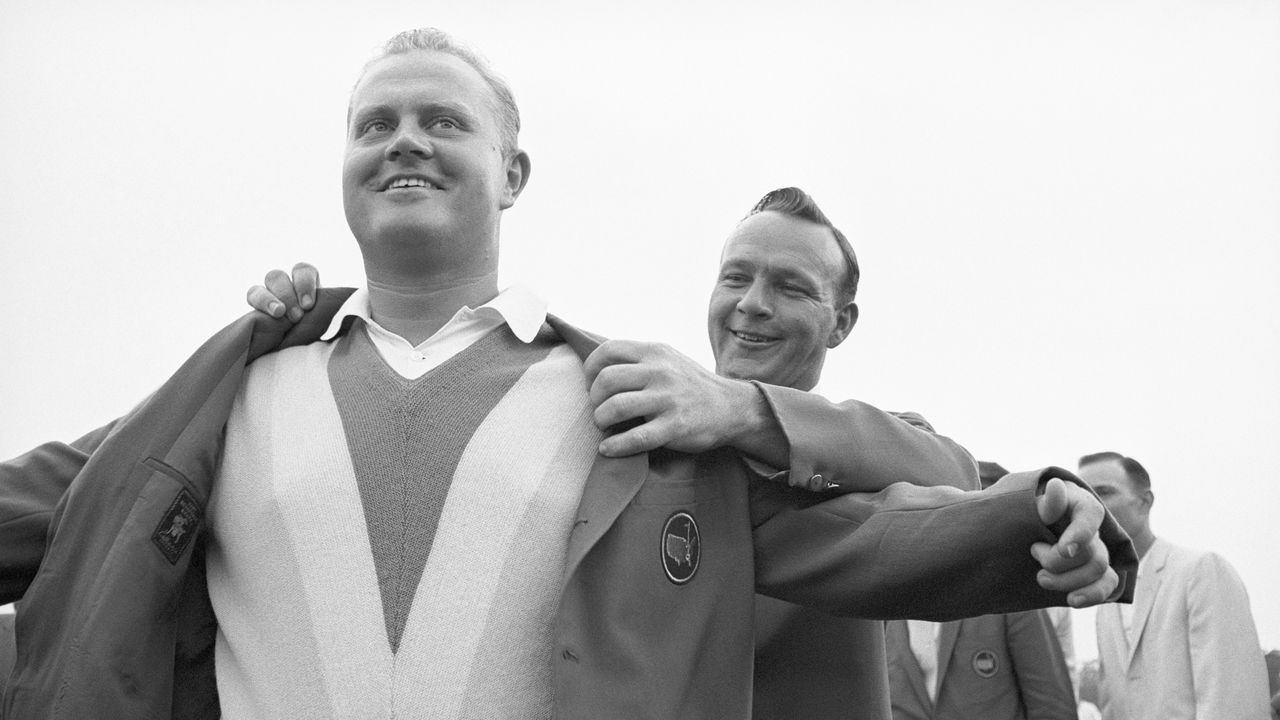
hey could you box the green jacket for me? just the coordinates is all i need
[0,289,1136,719]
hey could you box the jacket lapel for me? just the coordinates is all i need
[545,315,651,591]
[934,621,961,698]
[1125,539,1169,668]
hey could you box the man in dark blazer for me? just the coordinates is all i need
[884,611,1076,720]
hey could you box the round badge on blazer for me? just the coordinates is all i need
[661,511,700,585]
[972,650,999,678]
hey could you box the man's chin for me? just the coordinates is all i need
[718,358,777,384]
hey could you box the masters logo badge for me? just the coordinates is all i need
[661,511,700,585]
[971,649,999,678]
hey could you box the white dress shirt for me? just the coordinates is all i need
[906,619,942,702]
[319,285,548,379]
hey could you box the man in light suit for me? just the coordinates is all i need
[1080,451,1270,720]
[884,611,1076,720]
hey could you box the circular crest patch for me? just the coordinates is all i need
[971,650,999,678]
[661,511,701,585]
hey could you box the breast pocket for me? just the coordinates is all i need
[631,474,723,507]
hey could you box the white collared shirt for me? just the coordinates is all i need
[906,619,942,702]
[320,285,548,380]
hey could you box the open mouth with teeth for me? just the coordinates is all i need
[730,329,779,344]
[384,176,442,191]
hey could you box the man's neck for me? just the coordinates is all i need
[1132,527,1158,561]
[365,273,499,346]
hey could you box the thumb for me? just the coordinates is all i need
[1037,477,1069,526]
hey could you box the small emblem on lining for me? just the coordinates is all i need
[152,488,201,565]
[661,511,700,585]
[972,649,999,678]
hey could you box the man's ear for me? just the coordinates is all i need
[499,150,532,209]
[827,301,859,349]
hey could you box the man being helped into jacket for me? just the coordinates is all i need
[1,28,1134,720]
[253,185,1104,720]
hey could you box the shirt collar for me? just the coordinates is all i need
[319,284,548,344]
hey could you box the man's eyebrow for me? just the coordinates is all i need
[349,101,479,126]
[349,104,393,127]
[773,267,819,286]
[418,100,476,118]
[718,259,755,272]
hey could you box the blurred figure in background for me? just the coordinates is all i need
[882,461,1078,720]
[884,610,1075,720]
[1079,451,1270,720]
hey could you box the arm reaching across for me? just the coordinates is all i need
[751,467,1136,617]
[582,339,980,493]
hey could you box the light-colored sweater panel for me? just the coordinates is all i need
[395,344,599,718]
[210,340,393,720]
[208,334,599,719]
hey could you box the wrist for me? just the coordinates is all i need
[719,378,769,448]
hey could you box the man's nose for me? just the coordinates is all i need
[736,281,773,317]
[385,126,433,160]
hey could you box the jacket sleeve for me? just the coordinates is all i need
[748,385,1136,618]
[0,288,354,608]
[753,382,981,492]
[0,423,114,603]
[1004,609,1077,720]
[750,466,1137,620]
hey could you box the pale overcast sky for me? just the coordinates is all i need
[2,0,1278,659]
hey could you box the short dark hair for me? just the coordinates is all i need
[1079,451,1151,493]
[745,187,860,305]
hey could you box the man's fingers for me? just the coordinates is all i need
[246,285,286,319]
[587,363,651,407]
[1036,477,1069,526]
[263,269,303,321]
[599,418,669,457]
[1031,539,1119,607]
[592,389,660,432]
[290,262,319,309]
[1052,487,1105,561]
[582,340,645,387]
[1036,479,1105,561]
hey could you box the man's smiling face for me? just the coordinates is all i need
[341,49,525,276]
[706,211,856,391]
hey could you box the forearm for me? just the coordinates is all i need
[752,382,980,492]
[751,466,1137,617]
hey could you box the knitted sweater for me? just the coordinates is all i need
[206,325,600,719]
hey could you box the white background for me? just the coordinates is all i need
[2,0,1277,663]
